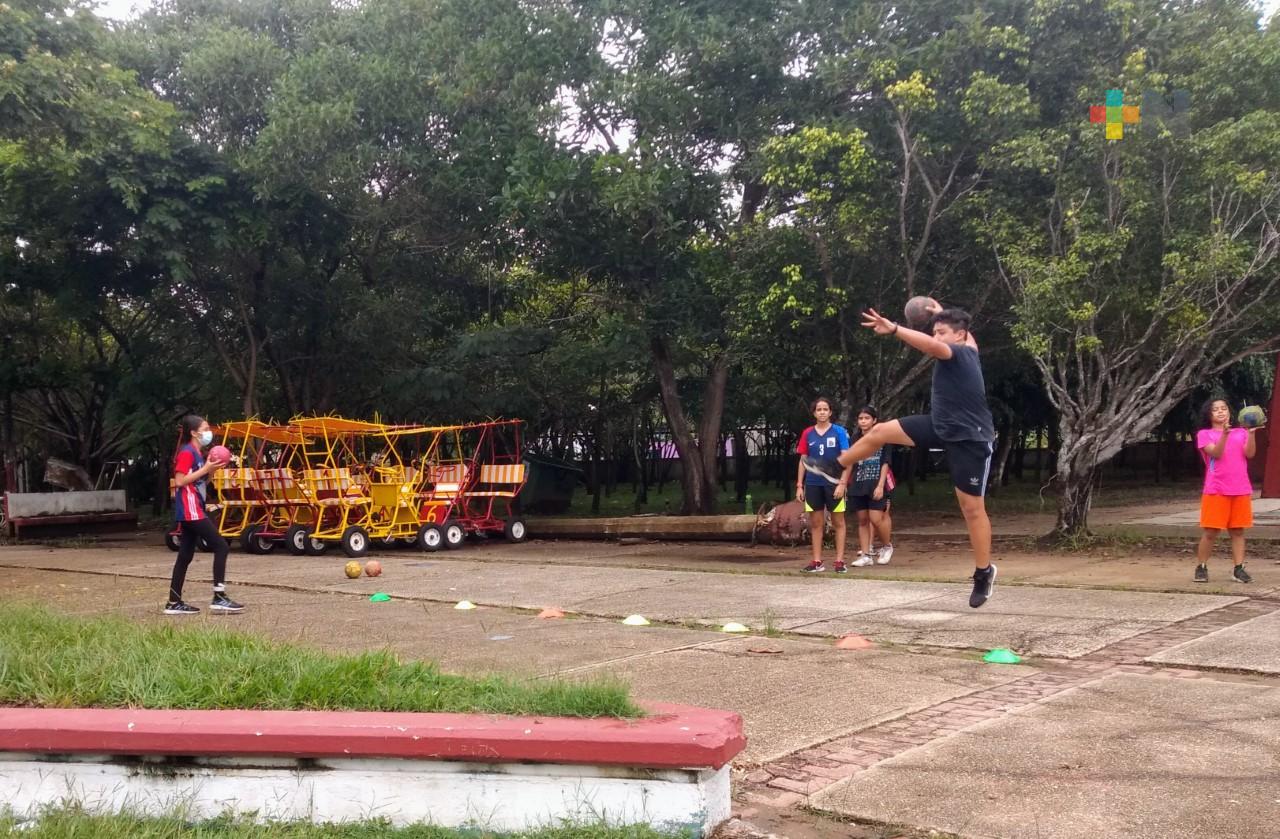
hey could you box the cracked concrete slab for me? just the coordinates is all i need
[811,673,1280,839]
[1146,607,1280,675]
[575,635,1033,764]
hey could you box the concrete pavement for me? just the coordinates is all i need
[2,530,1278,839]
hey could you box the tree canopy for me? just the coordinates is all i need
[2,0,1277,532]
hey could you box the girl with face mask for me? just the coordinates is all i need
[165,414,244,615]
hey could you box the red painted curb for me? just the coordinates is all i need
[0,702,745,770]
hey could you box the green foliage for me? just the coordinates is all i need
[2,0,1276,531]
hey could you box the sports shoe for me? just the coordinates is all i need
[1193,563,1208,583]
[969,563,997,608]
[210,592,245,614]
[163,601,199,616]
[801,561,825,573]
[1233,564,1252,584]
[851,553,875,567]
[833,561,847,574]
[800,455,842,485]
[876,544,894,565]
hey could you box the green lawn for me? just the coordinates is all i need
[0,810,691,838]
[0,604,639,718]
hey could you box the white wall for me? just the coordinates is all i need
[0,753,731,836]
[5,491,128,517]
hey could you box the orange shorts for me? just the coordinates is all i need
[1200,494,1253,530]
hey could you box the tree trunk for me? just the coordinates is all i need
[1054,465,1097,538]
[3,387,15,495]
[733,428,749,503]
[650,335,725,514]
[988,418,1014,495]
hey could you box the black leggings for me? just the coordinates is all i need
[169,516,229,602]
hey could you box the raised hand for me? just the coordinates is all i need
[861,308,897,335]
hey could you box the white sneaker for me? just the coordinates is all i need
[851,553,875,567]
[876,544,894,565]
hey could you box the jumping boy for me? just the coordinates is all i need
[836,307,998,607]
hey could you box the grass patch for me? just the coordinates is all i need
[0,604,639,718]
[759,608,783,638]
[0,809,691,838]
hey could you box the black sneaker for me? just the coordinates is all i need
[1233,564,1252,584]
[800,455,842,485]
[1193,563,1208,583]
[969,563,997,608]
[210,593,245,614]
[163,601,199,616]
[801,561,825,573]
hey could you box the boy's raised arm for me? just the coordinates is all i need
[861,308,952,360]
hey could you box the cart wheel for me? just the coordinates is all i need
[503,517,527,543]
[304,533,328,556]
[285,525,310,556]
[241,525,274,555]
[417,523,443,552]
[164,531,180,552]
[341,526,370,558]
[442,521,465,549]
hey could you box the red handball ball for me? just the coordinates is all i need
[207,445,233,465]
[364,560,382,577]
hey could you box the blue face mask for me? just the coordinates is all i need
[199,430,214,446]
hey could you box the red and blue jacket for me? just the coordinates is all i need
[173,443,208,522]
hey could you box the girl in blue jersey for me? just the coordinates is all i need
[796,397,853,573]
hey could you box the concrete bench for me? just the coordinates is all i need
[0,702,744,834]
[4,491,137,539]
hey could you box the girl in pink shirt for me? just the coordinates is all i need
[1193,399,1261,584]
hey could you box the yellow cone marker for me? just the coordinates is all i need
[454,600,476,610]
[721,622,750,633]
[621,614,650,626]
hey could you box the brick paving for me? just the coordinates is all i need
[738,596,1280,808]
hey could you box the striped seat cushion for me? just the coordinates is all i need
[468,463,526,497]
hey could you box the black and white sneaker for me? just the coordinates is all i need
[1233,564,1252,584]
[163,601,199,616]
[800,455,842,485]
[969,563,997,608]
[1193,563,1208,583]
[801,561,825,573]
[210,593,245,614]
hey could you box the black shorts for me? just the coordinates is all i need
[897,414,993,497]
[850,493,890,512]
[802,483,846,513]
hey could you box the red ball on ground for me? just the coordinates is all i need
[207,445,232,464]
[903,295,939,328]
[364,560,382,577]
